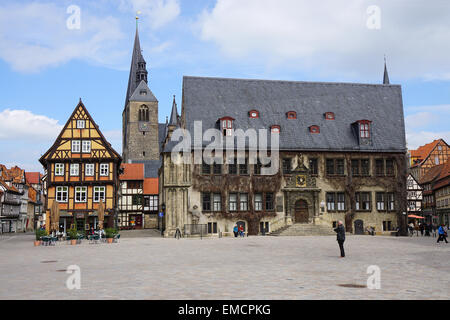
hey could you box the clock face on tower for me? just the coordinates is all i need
[139,121,150,132]
[296,174,307,187]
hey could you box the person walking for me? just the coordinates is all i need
[432,223,438,238]
[233,225,238,238]
[334,221,346,258]
[437,224,448,244]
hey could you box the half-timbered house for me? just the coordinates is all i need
[410,139,449,181]
[406,173,422,217]
[39,100,122,234]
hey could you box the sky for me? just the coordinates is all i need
[0,0,449,172]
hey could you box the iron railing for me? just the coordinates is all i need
[184,224,207,239]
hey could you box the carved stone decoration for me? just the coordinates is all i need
[285,157,316,189]
[188,204,206,224]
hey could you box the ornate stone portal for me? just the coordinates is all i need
[283,155,320,224]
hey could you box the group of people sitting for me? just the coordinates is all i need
[233,225,245,237]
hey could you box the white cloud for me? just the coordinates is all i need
[0,2,126,73]
[197,0,450,80]
[120,0,180,29]
[406,131,450,150]
[103,130,122,153]
[0,109,63,141]
[405,104,450,149]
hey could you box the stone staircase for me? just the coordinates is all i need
[270,223,336,236]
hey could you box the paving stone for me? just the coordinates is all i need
[0,234,449,299]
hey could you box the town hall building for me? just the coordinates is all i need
[122,26,408,237]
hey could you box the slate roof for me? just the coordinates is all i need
[131,160,160,178]
[129,81,158,103]
[169,76,406,153]
[124,27,149,108]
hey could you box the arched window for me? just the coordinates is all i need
[139,105,149,122]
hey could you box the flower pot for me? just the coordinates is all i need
[107,238,113,244]
[71,239,77,245]
[34,240,41,246]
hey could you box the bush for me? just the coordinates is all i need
[67,227,78,239]
[35,229,48,241]
[105,228,118,238]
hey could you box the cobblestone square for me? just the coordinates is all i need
[0,234,449,300]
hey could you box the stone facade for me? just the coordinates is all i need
[160,150,406,237]
[123,100,159,163]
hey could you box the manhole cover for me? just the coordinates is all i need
[338,284,367,288]
[41,260,57,263]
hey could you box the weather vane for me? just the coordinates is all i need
[136,11,141,28]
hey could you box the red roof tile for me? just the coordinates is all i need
[120,163,144,181]
[25,172,42,184]
[143,178,158,195]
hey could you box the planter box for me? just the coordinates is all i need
[71,239,77,245]
[107,238,113,244]
[34,240,41,246]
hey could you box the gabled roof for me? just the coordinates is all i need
[120,163,144,181]
[176,76,406,152]
[0,178,21,194]
[420,163,444,185]
[129,80,158,103]
[25,172,42,185]
[39,100,122,165]
[410,139,448,167]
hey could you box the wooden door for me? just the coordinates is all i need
[294,200,309,223]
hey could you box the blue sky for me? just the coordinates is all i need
[0,0,449,172]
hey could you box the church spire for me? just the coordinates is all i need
[383,56,390,85]
[169,95,178,127]
[124,16,149,108]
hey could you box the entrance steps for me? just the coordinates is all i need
[270,223,336,236]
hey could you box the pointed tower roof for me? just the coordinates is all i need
[169,95,178,126]
[124,24,149,108]
[129,80,158,102]
[383,57,390,85]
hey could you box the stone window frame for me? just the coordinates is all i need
[355,192,371,211]
[326,158,345,176]
[326,192,346,212]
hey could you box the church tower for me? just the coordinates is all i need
[122,20,159,163]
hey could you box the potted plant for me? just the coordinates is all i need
[105,228,117,243]
[68,228,78,245]
[34,229,47,246]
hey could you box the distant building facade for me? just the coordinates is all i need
[410,139,449,181]
[406,173,422,217]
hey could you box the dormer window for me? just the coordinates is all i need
[249,110,259,119]
[324,112,335,120]
[220,117,234,136]
[286,111,297,119]
[309,125,320,134]
[271,125,281,133]
[358,120,371,138]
